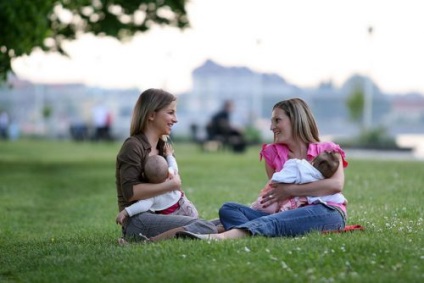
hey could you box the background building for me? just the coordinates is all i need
[1,59,423,144]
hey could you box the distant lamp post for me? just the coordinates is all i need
[364,25,374,130]
[253,38,263,124]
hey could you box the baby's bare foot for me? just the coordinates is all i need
[117,237,129,246]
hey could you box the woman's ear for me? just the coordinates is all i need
[148,111,156,121]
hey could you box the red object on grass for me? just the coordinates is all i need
[323,224,365,234]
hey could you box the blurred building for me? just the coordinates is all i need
[177,60,399,141]
[0,75,139,141]
[0,59,423,142]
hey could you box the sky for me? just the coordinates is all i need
[12,0,424,95]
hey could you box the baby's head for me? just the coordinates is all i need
[144,155,169,184]
[312,151,340,178]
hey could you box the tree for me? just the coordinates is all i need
[346,83,365,129]
[0,0,189,81]
[345,79,397,149]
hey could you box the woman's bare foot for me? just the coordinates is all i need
[149,226,186,242]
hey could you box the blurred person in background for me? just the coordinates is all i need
[206,100,246,153]
[91,102,112,141]
[0,110,9,140]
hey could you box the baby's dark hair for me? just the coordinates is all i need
[312,151,340,178]
[144,155,169,183]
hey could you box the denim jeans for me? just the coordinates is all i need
[219,202,346,237]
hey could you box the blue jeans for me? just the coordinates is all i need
[219,202,346,237]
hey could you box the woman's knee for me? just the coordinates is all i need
[218,202,240,217]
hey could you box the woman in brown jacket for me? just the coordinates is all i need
[115,88,217,242]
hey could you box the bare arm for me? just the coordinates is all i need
[261,153,345,207]
[128,174,181,202]
[264,162,274,179]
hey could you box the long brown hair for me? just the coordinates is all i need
[130,88,176,136]
[273,98,320,143]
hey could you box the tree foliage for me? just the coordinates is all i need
[0,0,189,81]
[346,84,365,126]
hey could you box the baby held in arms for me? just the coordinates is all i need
[251,150,346,213]
[116,144,198,226]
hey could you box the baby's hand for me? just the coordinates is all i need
[164,143,174,156]
[116,210,129,226]
[168,173,182,191]
[168,167,176,176]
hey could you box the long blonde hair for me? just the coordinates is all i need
[130,88,176,136]
[273,98,320,143]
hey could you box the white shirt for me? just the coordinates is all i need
[125,155,182,216]
[271,159,346,205]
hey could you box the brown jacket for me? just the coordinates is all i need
[115,134,165,212]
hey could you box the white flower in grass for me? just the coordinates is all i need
[181,254,186,258]
[281,261,291,271]
[269,255,278,261]
[306,268,314,274]
[244,246,250,252]
[391,263,402,271]
[350,272,359,277]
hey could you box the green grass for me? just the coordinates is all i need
[0,139,423,283]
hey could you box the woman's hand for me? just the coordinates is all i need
[260,183,294,208]
[167,173,182,191]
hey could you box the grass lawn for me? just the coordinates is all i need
[0,139,423,283]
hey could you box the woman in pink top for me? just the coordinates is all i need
[176,98,348,240]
